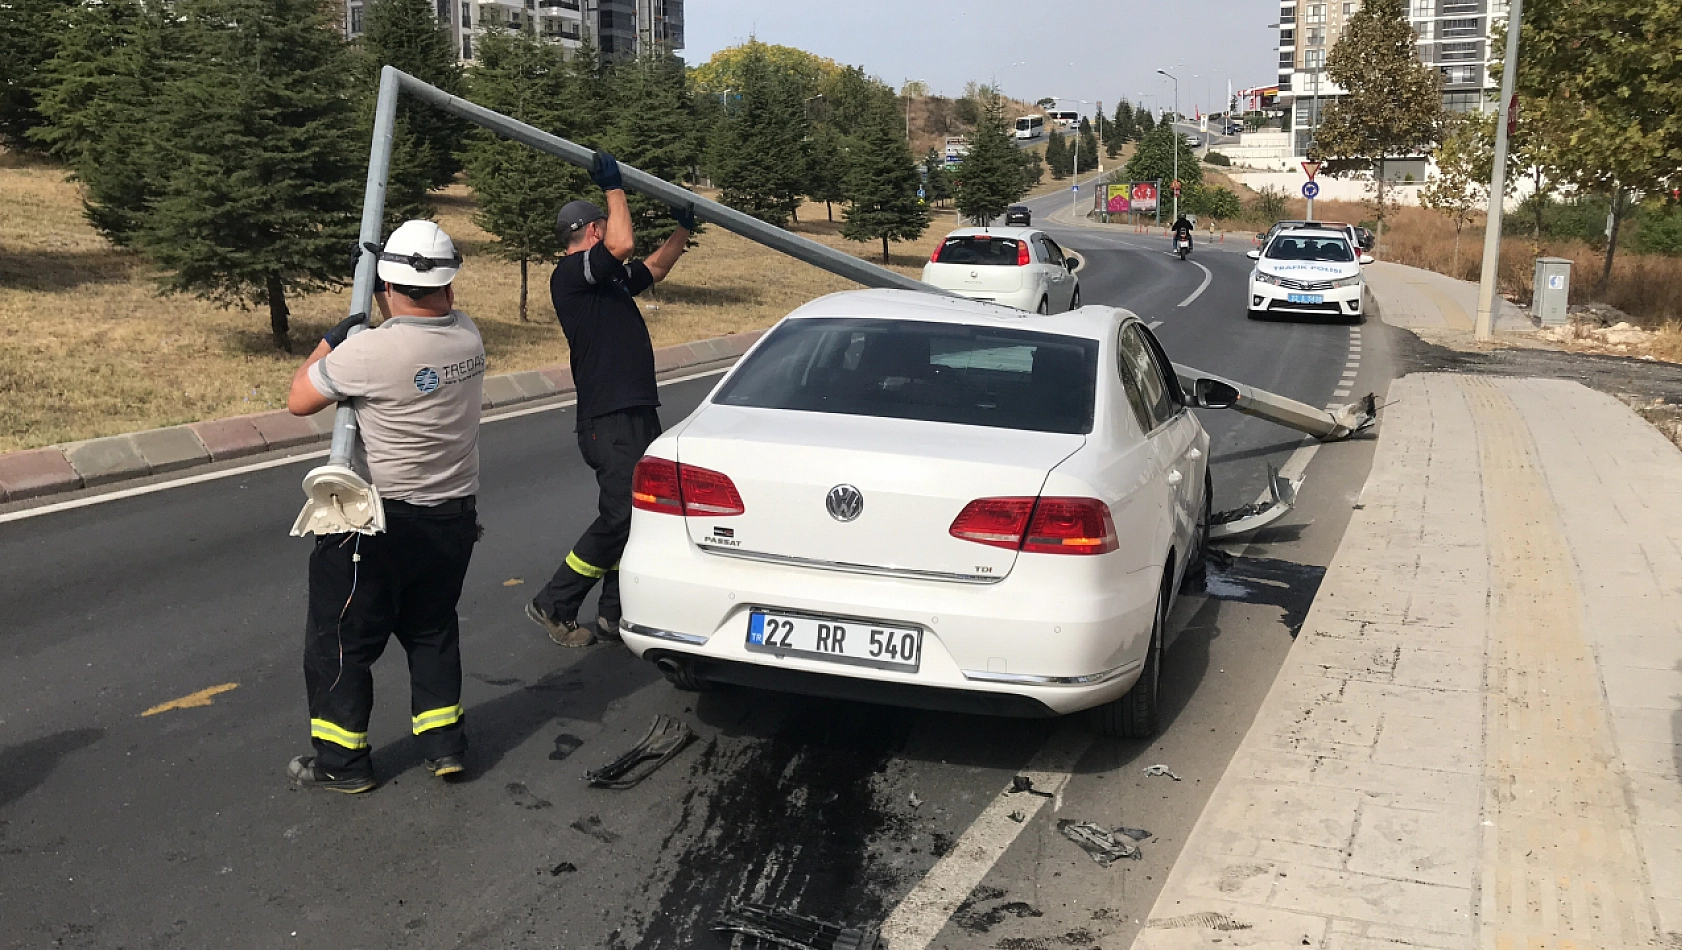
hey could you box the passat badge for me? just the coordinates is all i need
[826,484,863,522]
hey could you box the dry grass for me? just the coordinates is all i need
[0,164,950,453]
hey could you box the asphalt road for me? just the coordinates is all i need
[0,200,1399,949]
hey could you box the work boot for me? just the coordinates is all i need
[426,754,466,780]
[527,600,595,648]
[287,755,376,794]
[595,616,621,642]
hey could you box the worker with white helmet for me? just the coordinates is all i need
[281,220,487,794]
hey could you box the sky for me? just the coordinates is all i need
[684,0,1279,118]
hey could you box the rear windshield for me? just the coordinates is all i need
[713,318,1098,434]
[1265,235,1355,262]
[933,235,1023,266]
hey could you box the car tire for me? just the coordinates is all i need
[1070,287,1081,310]
[1036,296,1049,315]
[1180,475,1212,594]
[1089,567,1169,739]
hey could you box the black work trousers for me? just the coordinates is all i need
[535,406,663,624]
[303,498,478,776]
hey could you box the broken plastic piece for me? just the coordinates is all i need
[1117,826,1152,841]
[583,714,693,789]
[1008,775,1055,798]
[908,792,923,809]
[289,463,386,537]
[1142,765,1181,781]
[1057,819,1142,865]
[1209,463,1300,541]
[1008,810,1026,823]
[712,902,880,950]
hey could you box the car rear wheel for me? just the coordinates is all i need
[1070,287,1081,309]
[1089,566,1170,739]
[1036,296,1049,315]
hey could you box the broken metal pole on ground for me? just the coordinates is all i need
[356,66,1375,445]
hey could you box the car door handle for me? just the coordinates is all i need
[1167,470,1183,486]
[1188,448,1202,460]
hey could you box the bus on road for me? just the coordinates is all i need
[1048,110,1080,129]
[1014,115,1046,140]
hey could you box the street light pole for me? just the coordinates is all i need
[1474,0,1524,342]
[1158,69,1180,221]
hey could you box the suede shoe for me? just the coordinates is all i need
[426,754,466,779]
[288,755,376,794]
[595,616,622,642]
[527,600,595,648]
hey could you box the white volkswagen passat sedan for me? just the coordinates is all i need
[1246,226,1373,321]
[617,289,1214,737]
[921,227,1081,314]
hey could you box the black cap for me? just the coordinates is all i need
[556,200,607,237]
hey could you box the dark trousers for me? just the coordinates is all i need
[535,406,663,624]
[304,498,478,776]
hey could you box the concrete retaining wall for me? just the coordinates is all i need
[0,329,764,504]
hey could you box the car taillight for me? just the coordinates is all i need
[679,464,745,516]
[949,496,1116,555]
[1017,241,1031,266]
[949,497,1035,549]
[632,457,683,514]
[930,245,943,263]
[631,459,746,517]
[1023,498,1117,555]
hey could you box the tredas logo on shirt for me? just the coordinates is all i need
[413,354,485,396]
[414,367,441,394]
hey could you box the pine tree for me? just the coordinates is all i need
[842,116,929,263]
[806,125,853,221]
[954,91,1029,225]
[1075,117,1101,173]
[707,43,810,226]
[1137,109,1156,137]
[1110,100,1135,154]
[1315,0,1442,240]
[29,0,180,244]
[464,28,587,322]
[922,148,953,205]
[1045,130,1069,179]
[0,0,77,145]
[134,0,363,352]
[1021,150,1045,189]
[357,0,468,225]
[605,54,701,257]
[818,64,897,136]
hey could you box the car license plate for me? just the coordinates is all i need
[747,610,922,672]
[1287,293,1324,304]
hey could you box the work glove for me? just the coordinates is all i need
[323,312,369,349]
[671,201,697,232]
[590,149,623,192]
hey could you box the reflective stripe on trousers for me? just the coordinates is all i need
[412,704,464,735]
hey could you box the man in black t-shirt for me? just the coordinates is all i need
[529,150,694,648]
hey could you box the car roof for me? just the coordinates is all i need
[780,289,1133,343]
[1275,225,1352,238]
[942,226,1039,240]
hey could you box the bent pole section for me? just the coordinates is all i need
[381,66,1371,443]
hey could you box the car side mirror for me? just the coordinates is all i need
[1256,232,1267,241]
[1189,379,1240,409]
[1065,257,1080,271]
[1246,249,1261,260]
[1359,254,1375,265]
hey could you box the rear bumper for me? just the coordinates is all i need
[619,516,1159,716]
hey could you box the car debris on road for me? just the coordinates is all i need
[1209,464,1301,541]
[583,714,693,789]
[712,902,881,950]
[1057,819,1146,865]
[1143,764,1182,781]
[1009,775,1056,798]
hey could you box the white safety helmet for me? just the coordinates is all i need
[375,220,461,288]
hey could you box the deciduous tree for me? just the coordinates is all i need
[1420,111,1492,276]
[1125,123,1201,192]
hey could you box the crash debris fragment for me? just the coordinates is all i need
[711,902,880,950]
[1142,765,1182,781]
[908,792,923,809]
[1008,775,1055,798]
[1057,819,1142,865]
[583,714,693,789]
[1209,464,1301,541]
[1008,811,1026,823]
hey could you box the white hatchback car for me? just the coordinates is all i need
[1247,227,1373,321]
[618,289,1216,737]
[921,227,1081,314]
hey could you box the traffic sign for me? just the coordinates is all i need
[1302,160,1323,180]
[1171,179,1182,195]
[1071,185,1079,192]
[917,187,925,199]
[1301,181,1321,199]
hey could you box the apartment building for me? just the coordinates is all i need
[343,0,684,65]
[1275,0,1504,158]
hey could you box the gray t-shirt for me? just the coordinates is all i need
[309,310,485,505]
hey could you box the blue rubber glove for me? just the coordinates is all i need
[672,201,697,232]
[323,312,368,349]
[590,150,623,192]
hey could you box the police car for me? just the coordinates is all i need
[1246,226,1373,321]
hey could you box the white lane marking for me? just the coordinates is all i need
[1148,321,1164,329]
[0,367,733,524]
[1177,260,1214,307]
[881,726,1093,949]
[1341,371,1357,378]
[1333,389,1352,398]
[1346,362,1360,368]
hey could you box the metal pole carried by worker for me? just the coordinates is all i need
[283,220,487,794]
[527,150,696,648]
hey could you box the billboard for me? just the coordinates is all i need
[1105,183,1132,213]
[1130,182,1159,212]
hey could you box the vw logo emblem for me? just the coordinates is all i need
[826,484,863,522]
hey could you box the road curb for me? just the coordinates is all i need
[0,329,764,506]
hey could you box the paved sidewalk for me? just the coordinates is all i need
[1130,374,1682,949]
[1364,262,1535,334]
